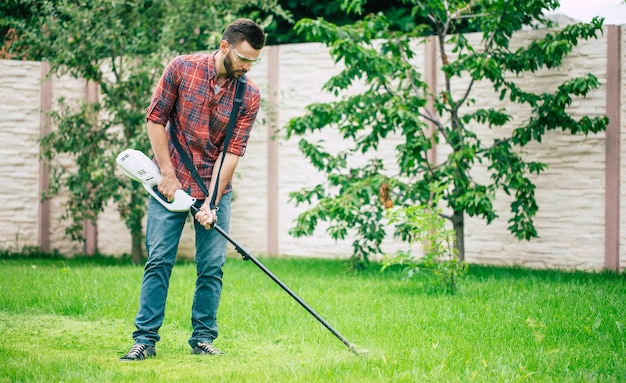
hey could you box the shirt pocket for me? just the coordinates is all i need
[210,104,232,131]
[205,105,232,152]
[179,90,207,129]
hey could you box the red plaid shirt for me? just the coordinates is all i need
[146,53,260,198]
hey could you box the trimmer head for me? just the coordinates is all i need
[348,344,369,356]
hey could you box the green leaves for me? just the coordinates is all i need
[20,0,289,262]
[297,139,347,172]
[512,74,608,146]
[39,98,125,242]
[288,160,390,267]
[383,183,467,292]
[288,0,608,265]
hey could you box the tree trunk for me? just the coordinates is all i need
[127,187,146,265]
[131,229,144,265]
[452,209,465,261]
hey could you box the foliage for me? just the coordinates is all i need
[286,0,608,265]
[9,0,289,263]
[0,0,37,58]
[2,0,471,48]
[261,0,426,44]
[382,183,467,292]
[26,0,176,263]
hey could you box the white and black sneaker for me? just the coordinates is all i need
[192,342,222,355]
[120,343,156,361]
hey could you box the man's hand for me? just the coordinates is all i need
[157,171,182,202]
[195,201,218,229]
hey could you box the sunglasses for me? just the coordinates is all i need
[229,44,261,66]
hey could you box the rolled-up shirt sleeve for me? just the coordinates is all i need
[146,56,182,126]
[225,84,261,157]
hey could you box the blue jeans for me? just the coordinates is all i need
[132,192,231,348]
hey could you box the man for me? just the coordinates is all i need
[120,18,266,361]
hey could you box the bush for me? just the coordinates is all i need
[382,184,467,292]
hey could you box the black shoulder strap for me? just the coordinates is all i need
[170,75,247,209]
[209,75,247,209]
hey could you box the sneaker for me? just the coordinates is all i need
[192,342,222,355]
[120,343,156,361]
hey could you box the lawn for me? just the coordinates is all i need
[0,254,624,382]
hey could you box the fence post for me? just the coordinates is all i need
[266,45,280,256]
[605,25,621,271]
[424,37,437,165]
[84,80,99,255]
[38,62,52,253]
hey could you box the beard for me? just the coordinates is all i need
[224,54,247,79]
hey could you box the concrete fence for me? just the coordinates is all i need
[1,25,625,271]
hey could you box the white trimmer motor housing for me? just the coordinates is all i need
[116,149,196,212]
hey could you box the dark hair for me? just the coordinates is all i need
[223,18,266,50]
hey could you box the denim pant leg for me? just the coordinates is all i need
[132,197,187,346]
[188,192,231,347]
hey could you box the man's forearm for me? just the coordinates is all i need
[208,152,239,207]
[147,119,182,199]
[147,120,175,177]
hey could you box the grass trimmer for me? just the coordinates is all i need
[116,149,196,212]
[116,148,366,355]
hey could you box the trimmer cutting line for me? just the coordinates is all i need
[116,149,367,355]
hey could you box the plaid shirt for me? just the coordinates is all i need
[146,53,260,198]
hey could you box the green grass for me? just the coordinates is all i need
[0,255,624,382]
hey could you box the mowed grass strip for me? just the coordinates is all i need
[0,256,624,382]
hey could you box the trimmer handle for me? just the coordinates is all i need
[116,148,196,212]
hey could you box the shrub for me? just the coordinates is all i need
[382,184,467,292]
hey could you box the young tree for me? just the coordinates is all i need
[12,0,289,263]
[286,0,608,265]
